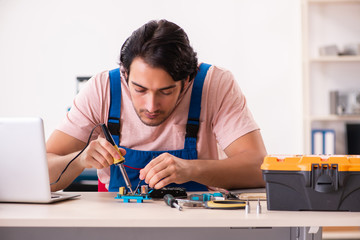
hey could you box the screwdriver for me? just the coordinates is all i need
[164,194,183,211]
[101,124,133,194]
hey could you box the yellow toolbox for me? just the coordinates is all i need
[261,155,360,211]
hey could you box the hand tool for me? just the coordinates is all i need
[189,193,223,202]
[101,124,133,194]
[256,198,262,214]
[204,200,246,209]
[238,192,267,201]
[245,200,250,214]
[219,190,239,200]
[164,194,182,211]
[175,199,205,207]
[175,198,247,209]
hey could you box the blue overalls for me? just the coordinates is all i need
[107,63,211,192]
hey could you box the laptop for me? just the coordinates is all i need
[0,117,80,203]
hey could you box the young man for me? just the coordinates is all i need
[47,19,267,192]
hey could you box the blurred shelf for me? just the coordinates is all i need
[309,0,360,3]
[309,115,360,122]
[310,56,360,62]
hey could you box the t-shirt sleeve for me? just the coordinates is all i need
[205,66,259,150]
[56,71,109,142]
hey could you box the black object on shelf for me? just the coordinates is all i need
[76,76,91,93]
[346,123,360,155]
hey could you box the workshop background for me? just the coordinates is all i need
[0,0,302,155]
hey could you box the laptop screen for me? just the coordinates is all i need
[0,117,53,202]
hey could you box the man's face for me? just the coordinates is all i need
[128,57,185,126]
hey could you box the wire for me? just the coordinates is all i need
[50,123,102,185]
[133,179,142,194]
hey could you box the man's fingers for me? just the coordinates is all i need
[153,177,172,189]
[94,146,116,166]
[89,156,106,169]
[146,167,169,188]
[118,147,126,156]
[98,138,123,160]
[81,137,127,169]
[139,155,162,180]
[142,154,179,188]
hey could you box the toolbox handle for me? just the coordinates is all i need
[312,164,338,193]
[315,174,335,193]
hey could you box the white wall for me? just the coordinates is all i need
[0,0,302,154]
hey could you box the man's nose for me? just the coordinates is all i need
[145,93,159,112]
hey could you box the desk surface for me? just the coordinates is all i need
[0,192,359,228]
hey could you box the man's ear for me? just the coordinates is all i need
[124,72,129,82]
[180,76,190,93]
[120,65,129,83]
[183,76,190,89]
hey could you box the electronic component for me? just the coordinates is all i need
[141,185,149,195]
[115,186,152,203]
[149,187,187,199]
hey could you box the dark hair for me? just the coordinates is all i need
[120,19,198,82]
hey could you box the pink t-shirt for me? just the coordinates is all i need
[57,65,259,187]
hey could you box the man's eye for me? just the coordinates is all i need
[135,88,146,93]
[161,90,173,95]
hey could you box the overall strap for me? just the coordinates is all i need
[108,68,121,145]
[185,63,212,149]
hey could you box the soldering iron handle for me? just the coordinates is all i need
[101,123,125,164]
[101,124,116,146]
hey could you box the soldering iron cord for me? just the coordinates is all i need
[50,123,102,186]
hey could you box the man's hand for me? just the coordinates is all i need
[139,130,266,190]
[46,130,126,191]
[78,136,126,169]
[139,153,192,189]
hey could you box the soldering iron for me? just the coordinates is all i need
[101,124,133,194]
[51,123,134,191]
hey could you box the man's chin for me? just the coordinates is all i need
[139,117,166,127]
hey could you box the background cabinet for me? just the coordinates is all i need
[302,0,360,154]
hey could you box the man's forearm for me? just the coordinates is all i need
[139,130,267,190]
[47,152,85,192]
[191,153,265,190]
[191,130,267,190]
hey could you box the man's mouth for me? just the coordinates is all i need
[144,112,160,119]
[137,109,168,126]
